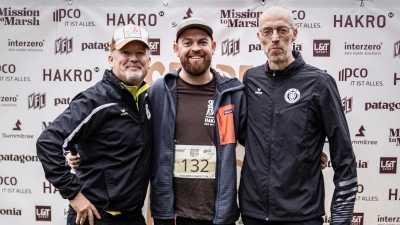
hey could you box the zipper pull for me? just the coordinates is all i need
[273,72,276,76]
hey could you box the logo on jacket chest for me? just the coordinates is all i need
[204,100,215,126]
[284,88,301,103]
[120,109,128,116]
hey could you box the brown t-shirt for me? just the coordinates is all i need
[174,76,216,221]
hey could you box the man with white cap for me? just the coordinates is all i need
[36,24,152,225]
[149,17,247,225]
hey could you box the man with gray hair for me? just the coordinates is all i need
[239,5,358,225]
[37,24,152,225]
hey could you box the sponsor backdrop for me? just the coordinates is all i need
[0,0,399,224]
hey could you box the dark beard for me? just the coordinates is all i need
[180,56,212,77]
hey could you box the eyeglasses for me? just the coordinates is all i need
[259,26,293,38]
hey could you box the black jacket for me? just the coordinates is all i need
[239,51,357,224]
[36,69,151,214]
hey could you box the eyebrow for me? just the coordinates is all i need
[181,37,209,41]
[262,25,290,29]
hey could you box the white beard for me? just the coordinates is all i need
[125,70,143,83]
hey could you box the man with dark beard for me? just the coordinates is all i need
[148,17,247,225]
[36,24,152,225]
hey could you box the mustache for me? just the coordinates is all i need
[189,54,205,57]
[125,63,142,69]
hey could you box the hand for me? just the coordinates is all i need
[66,152,81,172]
[321,152,328,170]
[69,192,101,225]
[215,68,232,78]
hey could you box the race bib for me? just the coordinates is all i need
[174,145,216,179]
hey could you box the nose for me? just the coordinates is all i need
[128,53,138,61]
[191,43,201,52]
[270,30,280,42]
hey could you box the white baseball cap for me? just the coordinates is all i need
[110,24,150,52]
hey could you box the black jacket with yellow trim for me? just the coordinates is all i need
[36,69,152,214]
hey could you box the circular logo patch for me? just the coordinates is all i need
[284,88,301,104]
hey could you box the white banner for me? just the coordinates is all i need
[0,0,399,224]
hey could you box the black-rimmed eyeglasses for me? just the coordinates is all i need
[259,26,293,38]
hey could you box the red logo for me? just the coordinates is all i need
[380,157,397,174]
[352,213,364,225]
[35,206,51,221]
[313,40,330,57]
[149,38,160,55]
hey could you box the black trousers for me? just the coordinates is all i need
[154,217,236,225]
[241,215,323,225]
[67,210,145,225]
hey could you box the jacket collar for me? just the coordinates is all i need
[264,50,305,79]
[163,67,244,91]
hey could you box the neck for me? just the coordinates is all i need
[121,79,143,87]
[179,68,212,85]
[268,56,295,71]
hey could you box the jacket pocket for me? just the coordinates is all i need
[216,104,235,145]
[104,170,116,201]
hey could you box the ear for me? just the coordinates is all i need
[108,55,114,68]
[211,40,216,55]
[173,42,179,57]
[147,56,152,69]
[292,28,298,42]
[257,32,262,42]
